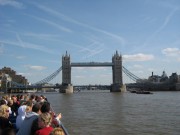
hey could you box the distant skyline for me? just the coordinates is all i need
[0,0,180,85]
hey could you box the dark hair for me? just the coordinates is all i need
[41,102,51,113]
[2,128,16,135]
[0,99,6,105]
[30,94,35,100]
[32,103,42,113]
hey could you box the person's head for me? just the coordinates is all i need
[11,96,17,103]
[18,105,27,116]
[32,103,42,114]
[0,104,10,118]
[20,95,24,100]
[1,128,16,135]
[50,127,65,135]
[2,95,8,101]
[41,102,50,113]
[0,99,6,105]
[7,99,13,106]
[25,100,33,112]
[30,94,35,100]
[38,112,52,128]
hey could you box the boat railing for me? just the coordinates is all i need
[50,106,69,135]
[61,123,69,135]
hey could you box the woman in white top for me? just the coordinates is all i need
[16,105,27,129]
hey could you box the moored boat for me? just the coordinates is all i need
[136,91,153,94]
[130,89,153,94]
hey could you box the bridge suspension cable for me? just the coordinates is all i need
[33,66,62,85]
[122,66,142,82]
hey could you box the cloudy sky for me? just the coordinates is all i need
[0,0,180,85]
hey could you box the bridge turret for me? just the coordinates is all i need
[62,51,71,84]
[111,51,123,92]
[61,52,73,93]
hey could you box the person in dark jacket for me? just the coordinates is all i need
[0,105,13,134]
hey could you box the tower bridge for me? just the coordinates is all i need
[3,51,143,93]
[61,51,123,93]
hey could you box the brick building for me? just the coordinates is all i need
[0,67,28,89]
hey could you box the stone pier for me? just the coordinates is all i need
[59,84,73,93]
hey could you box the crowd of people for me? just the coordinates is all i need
[0,94,65,135]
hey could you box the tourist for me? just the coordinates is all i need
[31,101,62,135]
[50,127,65,135]
[25,100,34,113]
[40,102,62,127]
[30,94,36,104]
[0,104,13,133]
[15,105,27,129]
[17,103,42,135]
[35,113,53,135]
[7,99,13,115]
[11,95,20,115]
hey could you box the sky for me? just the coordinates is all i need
[0,0,180,85]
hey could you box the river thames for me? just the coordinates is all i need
[44,91,180,135]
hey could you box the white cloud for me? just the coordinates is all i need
[100,74,111,77]
[0,49,3,54]
[162,48,180,56]
[0,40,57,54]
[28,66,47,71]
[134,70,144,74]
[177,58,180,62]
[75,40,105,59]
[16,33,25,48]
[148,68,157,72]
[74,75,85,78]
[0,0,24,9]
[0,43,4,54]
[133,64,143,69]
[26,14,72,33]
[23,32,61,38]
[16,56,26,59]
[34,4,125,45]
[140,7,179,52]
[18,72,32,76]
[123,53,154,61]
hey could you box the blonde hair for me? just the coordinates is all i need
[7,99,13,106]
[39,112,52,126]
[51,127,65,135]
[0,104,9,118]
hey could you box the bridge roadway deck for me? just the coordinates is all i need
[9,85,111,89]
[71,62,113,67]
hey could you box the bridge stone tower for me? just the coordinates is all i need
[61,51,73,93]
[111,51,123,92]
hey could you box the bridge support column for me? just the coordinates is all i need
[110,84,126,92]
[59,84,73,93]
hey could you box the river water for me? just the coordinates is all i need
[43,91,180,135]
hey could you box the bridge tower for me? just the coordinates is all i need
[61,51,73,93]
[111,51,123,92]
